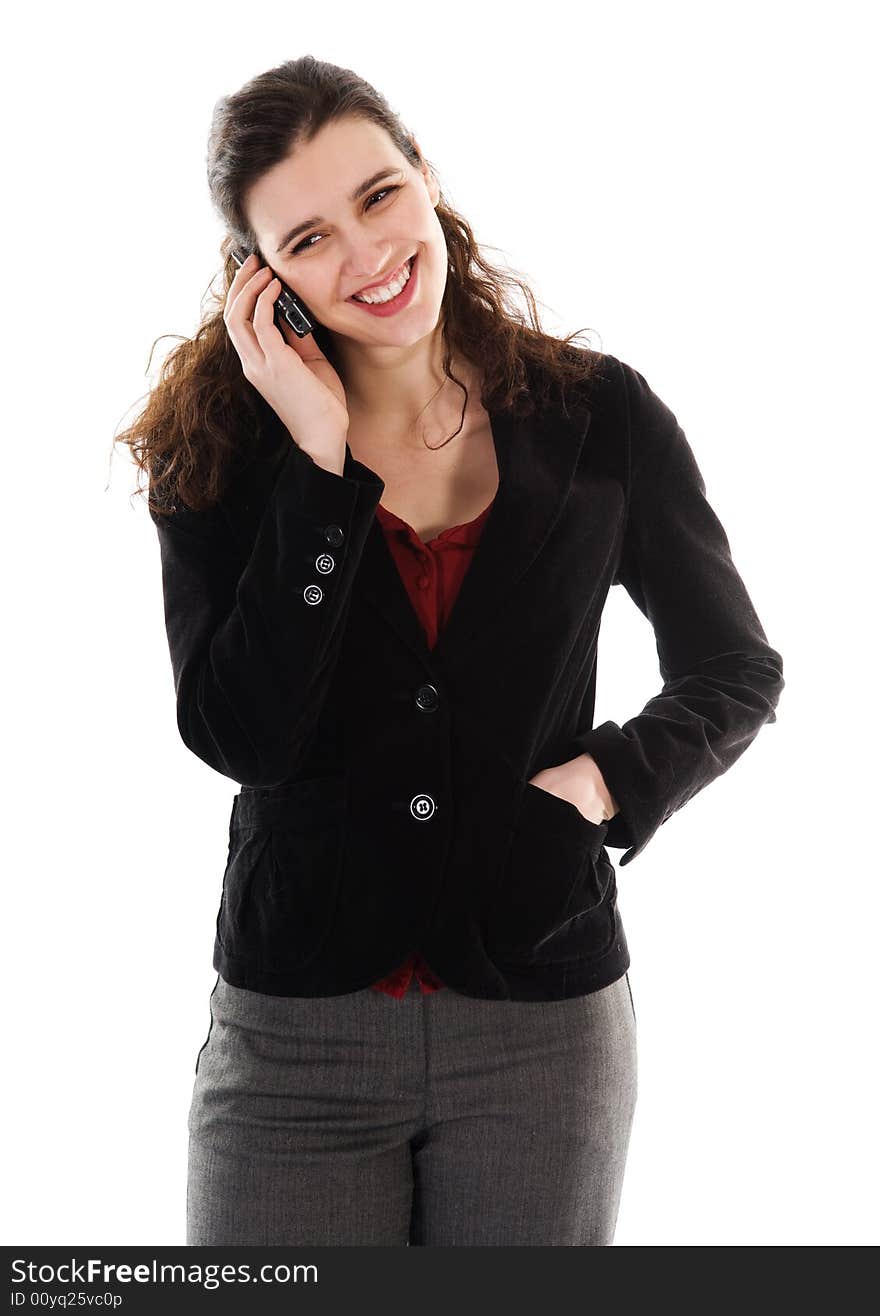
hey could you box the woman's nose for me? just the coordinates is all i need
[342,248,397,285]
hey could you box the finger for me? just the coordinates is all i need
[224,258,266,319]
[225,266,274,368]
[251,276,289,359]
[226,265,272,325]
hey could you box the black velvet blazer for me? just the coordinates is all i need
[151,352,784,1001]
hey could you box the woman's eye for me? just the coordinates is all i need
[289,185,401,256]
[291,234,321,255]
[365,185,398,209]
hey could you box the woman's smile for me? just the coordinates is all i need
[346,252,419,316]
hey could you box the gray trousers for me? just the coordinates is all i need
[186,970,638,1246]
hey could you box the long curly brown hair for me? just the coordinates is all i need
[114,55,606,518]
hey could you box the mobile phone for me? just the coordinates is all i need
[231,245,316,337]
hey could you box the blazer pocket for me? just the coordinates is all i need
[217,773,348,973]
[488,780,610,960]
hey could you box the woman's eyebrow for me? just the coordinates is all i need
[274,168,404,253]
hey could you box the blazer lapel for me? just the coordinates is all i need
[350,392,593,667]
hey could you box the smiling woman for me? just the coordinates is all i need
[115,56,605,517]
[240,116,438,332]
[116,52,784,1250]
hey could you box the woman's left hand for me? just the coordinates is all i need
[528,753,619,826]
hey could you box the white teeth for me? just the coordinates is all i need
[352,257,413,304]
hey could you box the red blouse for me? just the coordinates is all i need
[368,494,496,999]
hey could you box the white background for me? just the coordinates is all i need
[2,0,876,1247]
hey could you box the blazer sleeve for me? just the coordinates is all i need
[150,437,385,787]
[572,360,785,866]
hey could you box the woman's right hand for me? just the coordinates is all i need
[224,252,350,458]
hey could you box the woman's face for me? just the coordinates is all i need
[244,115,446,348]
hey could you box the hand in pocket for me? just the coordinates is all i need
[528,753,617,826]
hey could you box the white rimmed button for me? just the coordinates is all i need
[409,794,436,821]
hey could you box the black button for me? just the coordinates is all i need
[415,683,440,713]
[315,552,336,575]
[409,793,436,821]
[324,524,344,546]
